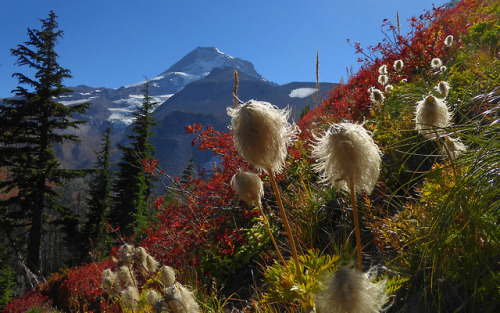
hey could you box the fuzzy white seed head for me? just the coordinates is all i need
[165,284,200,313]
[134,246,148,264]
[121,286,139,310]
[393,59,404,72]
[228,100,297,173]
[378,74,388,86]
[145,254,159,273]
[385,84,394,93]
[440,65,448,73]
[378,64,388,75]
[102,269,121,297]
[444,35,454,47]
[415,95,451,140]
[443,136,467,160]
[146,290,161,307]
[311,123,382,194]
[401,78,408,83]
[316,264,389,313]
[117,266,135,287]
[231,170,264,206]
[160,265,176,287]
[370,88,385,105]
[431,58,443,69]
[435,81,451,98]
[119,244,135,264]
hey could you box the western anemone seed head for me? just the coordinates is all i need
[440,65,447,73]
[435,81,451,98]
[227,100,296,173]
[160,265,176,287]
[443,136,467,160]
[378,64,388,75]
[393,59,404,72]
[145,254,159,273]
[102,269,120,297]
[311,123,382,194]
[119,244,134,264]
[146,290,162,308]
[378,74,388,86]
[369,88,385,105]
[316,264,389,313]
[415,95,451,140]
[401,78,407,83]
[444,35,454,47]
[231,170,264,206]
[165,284,200,313]
[385,84,394,93]
[431,58,443,69]
[134,246,148,264]
[117,266,135,287]
[121,286,139,310]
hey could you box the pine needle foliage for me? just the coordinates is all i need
[0,11,89,274]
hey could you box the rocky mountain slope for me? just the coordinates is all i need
[53,47,334,176]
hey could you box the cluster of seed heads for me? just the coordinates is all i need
[102,244,199,313]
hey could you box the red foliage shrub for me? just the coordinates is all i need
[140,124,257,272]
[300,0,488,136]
[2,291,52,313]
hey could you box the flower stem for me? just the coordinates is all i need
[267,169,304,285]
[350,181,363,271]
[257,202,287,266]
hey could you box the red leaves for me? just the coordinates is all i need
[141,158,158,174]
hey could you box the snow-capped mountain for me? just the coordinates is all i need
[50,47,335,176]
[58,47,267,128]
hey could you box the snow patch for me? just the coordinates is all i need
[289,88,317,98]
[59,97,98,106]
[124,75,166,88]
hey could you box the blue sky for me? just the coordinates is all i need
[0,0,447,98]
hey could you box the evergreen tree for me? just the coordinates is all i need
[111,81,158,237]
[0,11,89,275]
[83,121,113,259]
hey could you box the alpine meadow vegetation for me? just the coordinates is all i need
[2,0,499,312]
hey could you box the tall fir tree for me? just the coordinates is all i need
[83,121,113,260]
[111,81,158,237]
[0,11,89,275]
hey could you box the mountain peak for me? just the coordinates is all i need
[161,47,262,80]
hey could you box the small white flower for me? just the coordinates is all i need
[444,35,454,47]
[378,64,388,75]
[311,123,382,194]
[378,74,388,86]
[431,58,443,69]
[316,264,389,313]
[228,100,297,173]
[415,95,451,140]
[231,170,264,206]
[393,59,404,72]
[369,88,385,105]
